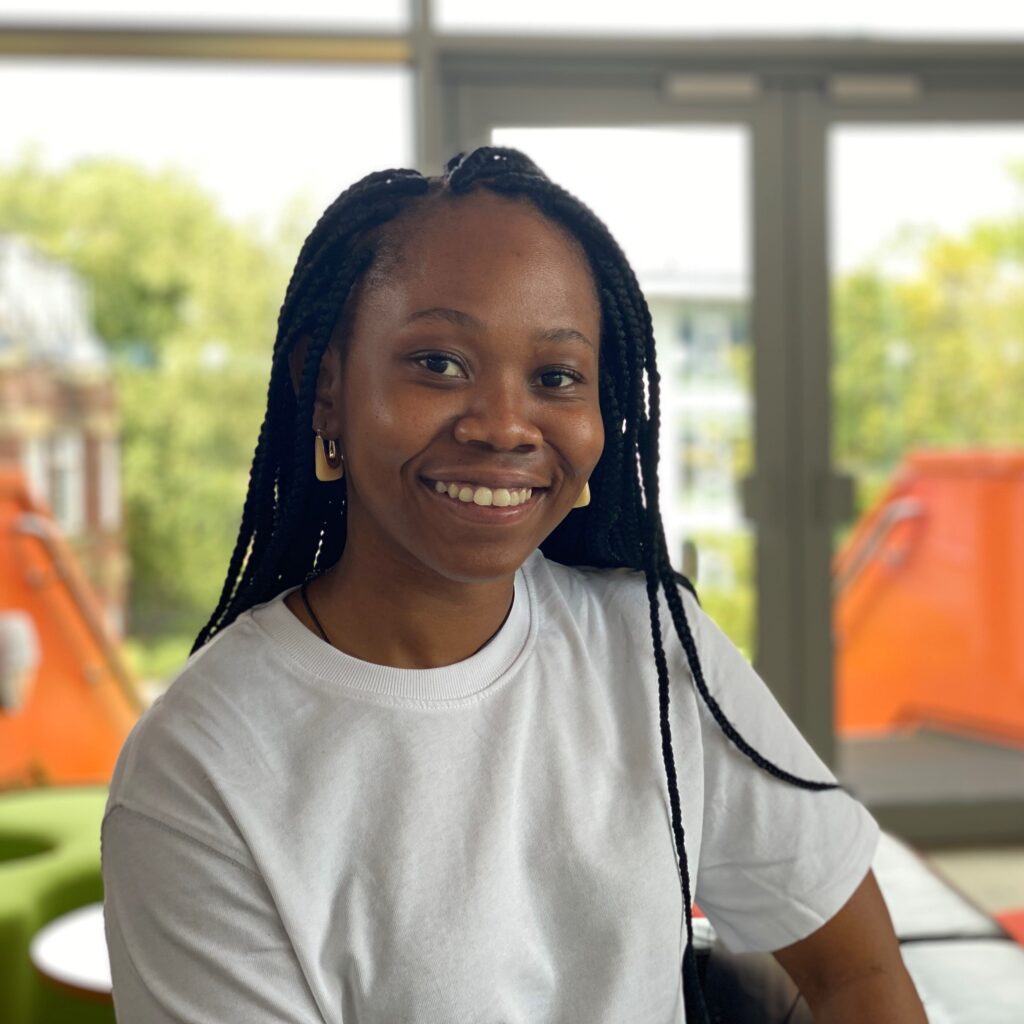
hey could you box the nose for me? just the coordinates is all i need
[452,375,543,452]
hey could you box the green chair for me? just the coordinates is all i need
[0,785,113,1024]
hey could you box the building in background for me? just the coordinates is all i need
[645,271,750,589]
[0,234,126,633]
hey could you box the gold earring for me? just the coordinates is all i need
[314,429,344,481]
[572,481,591,509]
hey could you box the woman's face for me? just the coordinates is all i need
[318,188,605,585]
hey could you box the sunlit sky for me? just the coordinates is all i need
[1,57,1021,282]
[0,61,414,248]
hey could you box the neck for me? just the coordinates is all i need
[289,542,517,670]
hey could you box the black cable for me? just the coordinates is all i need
[779,993,804,1024]
[300,580,331,645]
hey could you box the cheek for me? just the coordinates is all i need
[579,407,606,469]
[343,380,439,467]
[551,406,605,478]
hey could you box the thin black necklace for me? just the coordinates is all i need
[299,580,514,653]
[300,580,331,645]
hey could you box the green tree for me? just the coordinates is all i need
[694,160,1024,657]
[0,151,292,653]
[833,174,1024,524]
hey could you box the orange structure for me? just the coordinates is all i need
[4,448,1023,790]
[834,450,1024,747]
[0,469,146,790]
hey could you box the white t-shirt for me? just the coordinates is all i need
[101,549,879,1023]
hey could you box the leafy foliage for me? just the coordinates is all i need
[0,151,293,638]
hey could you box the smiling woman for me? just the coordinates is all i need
[99,147,926,1023]
[279,187,604,607]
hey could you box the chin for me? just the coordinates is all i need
[413,542,535,585]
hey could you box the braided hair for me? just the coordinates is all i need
[192,146,840,1020]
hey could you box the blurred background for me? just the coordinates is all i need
[1,2,1023,1021]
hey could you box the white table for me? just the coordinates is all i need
[29,901,113,1003]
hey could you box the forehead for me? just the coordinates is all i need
[367,189,600,314]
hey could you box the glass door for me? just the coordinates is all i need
[828,119,1024,839]
[445,68,1024,846]
[441,74,804,710]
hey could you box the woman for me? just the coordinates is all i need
[101,147,926,1022]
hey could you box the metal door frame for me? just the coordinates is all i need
[436,57,815,749]
[800,82,1024,841]
[435,42,1024,841]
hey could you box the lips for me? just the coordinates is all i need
[419,476,544,518]
[421,473,550,490]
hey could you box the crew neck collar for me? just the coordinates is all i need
[248,551,540,703]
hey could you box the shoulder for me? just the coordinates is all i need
[123,602,274,753]
[523,550,705,645]
[103,602,283,863]
[530,550,644,602]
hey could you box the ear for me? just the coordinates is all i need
[288,335,345,437]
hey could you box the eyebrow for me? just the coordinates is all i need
[403,306,594,350]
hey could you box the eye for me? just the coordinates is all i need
[538,367,584,389]
[414,353,465,378]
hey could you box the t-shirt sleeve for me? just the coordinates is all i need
[685,596,880,955]
[101,804,326,1023]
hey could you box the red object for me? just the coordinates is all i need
[996,908,1024,946]
[0,468,146,789]
[834,450,1024,746]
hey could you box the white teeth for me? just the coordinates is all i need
[431,480,536,507]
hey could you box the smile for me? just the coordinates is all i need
[420,477,546,520]
[430,479,534,507]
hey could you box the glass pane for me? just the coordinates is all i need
[439,0,1024,38]
[0,59,411,787]
[0,61,412,240]
[830,125,1024,811]
[0,0,406,30]
[493,126,756,659]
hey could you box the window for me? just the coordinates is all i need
[50,433,85,535]
[21,435,50,506]
[99,436,120,530]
